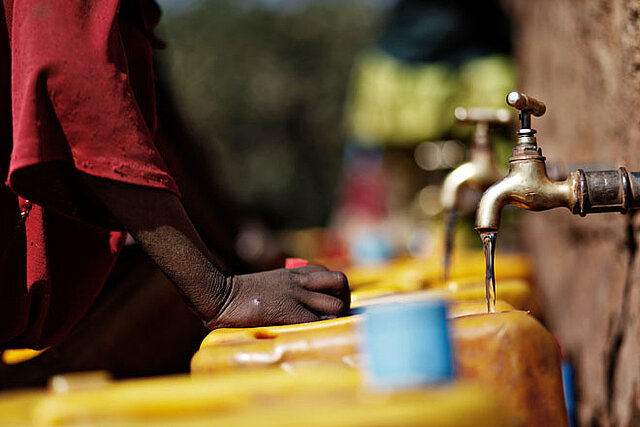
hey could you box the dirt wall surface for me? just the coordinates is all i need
[506,1,640,425]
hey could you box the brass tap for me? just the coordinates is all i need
[475,91,640,232]
[440,107,511,212]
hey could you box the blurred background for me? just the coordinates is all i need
[155,0,389,229]
[154,0,517,266]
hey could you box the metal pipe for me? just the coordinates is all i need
[573,168,640,215]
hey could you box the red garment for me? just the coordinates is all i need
[0,0,179,349]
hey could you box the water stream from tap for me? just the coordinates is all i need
[479,231,497,313]
[442,209,456,282]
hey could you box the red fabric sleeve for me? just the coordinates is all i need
[0,202,127,349]
[5,0,179,227]
[0,0,175,348]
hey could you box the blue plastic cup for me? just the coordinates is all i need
[360,299,455,390]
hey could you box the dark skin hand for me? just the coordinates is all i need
[82,174,350,328]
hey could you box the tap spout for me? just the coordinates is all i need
[475,157,575,232]
[440,108,509,211]
[440,149,503,211]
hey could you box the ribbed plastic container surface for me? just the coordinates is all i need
[0,366,515,426]
[192,300,567,426]
[345,250,531,290]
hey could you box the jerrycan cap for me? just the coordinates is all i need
[360,298,455,390]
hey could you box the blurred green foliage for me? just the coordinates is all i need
[156,0,385,228]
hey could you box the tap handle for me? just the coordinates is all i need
[506,92,546,117]
[454,107,511,125]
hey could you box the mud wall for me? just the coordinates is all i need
[506,1,640,425]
